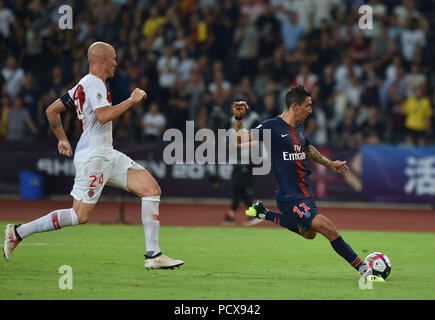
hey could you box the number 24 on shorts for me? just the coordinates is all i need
[293,202,310,218]
[89,173,104,187]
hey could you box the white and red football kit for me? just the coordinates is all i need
[67,74,145,204]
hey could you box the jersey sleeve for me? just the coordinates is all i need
[86,78,110,111]
[305,135,312,147]
[251,120,272,142]
[60,86,76,111]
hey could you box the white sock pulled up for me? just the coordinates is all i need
[141,196,161,258]
[16,208,79,240]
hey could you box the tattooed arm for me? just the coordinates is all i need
[305,144,350,173]
[46,98,73,157]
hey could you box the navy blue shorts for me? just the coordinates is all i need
[276,197,320,232]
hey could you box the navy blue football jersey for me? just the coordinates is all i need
[253,116,314,202]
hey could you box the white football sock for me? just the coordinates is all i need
[141,196,161,257]
[16,208,79,240]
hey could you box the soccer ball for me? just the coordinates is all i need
[364,252,392,279]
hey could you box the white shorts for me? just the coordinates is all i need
[70,149,146,204]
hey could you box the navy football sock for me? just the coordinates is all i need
[265,210,299,234]
[330,236,366,274]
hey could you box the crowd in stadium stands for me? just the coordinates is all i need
[0,0,434,147]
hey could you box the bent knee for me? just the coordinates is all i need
[76,212,91,224]
[302,231,317,240]
[73,202,94,225]
[140,182,161,197]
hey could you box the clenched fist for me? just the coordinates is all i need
[233,100,249,120]
[130,88,147,103]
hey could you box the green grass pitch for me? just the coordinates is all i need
[1,223,434,300]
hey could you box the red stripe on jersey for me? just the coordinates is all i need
[52,212,61,230]
[289,127,310,198]
[274,216,280,225]
[73,84,85,128]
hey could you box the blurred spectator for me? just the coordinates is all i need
[386,82,406,143]
[47,66,66,100]
[393,0,429,31]
[402,85,432,146]
[18,72,39,124]
[316,64,336,120]
[268,45,288,86]
[0,0,16,48]
[162,7,180,45]
[233,13,259,80]
[343,73,363,109]
[208,68,231,98]
[292,63,318,93]
[208,88,230,134]
[255,4,281,61]
[141,102,166,142]
[157,45,179,107]
[385,55,403,83]
[290,0,314,32]
[400,17,426,65]
[380,63,407,110]
[334,54,362,92]
[281,10,305,54]
[185,69,205,122]
[142,5,165,38]
[7,96,38,141]
[168,82,191,132]
[152,25,166,55]
[312,0,341,30]
[404,63,427,98]
[286,38,318,76]
[177,47,195,84]
[259,91,278,122]
[312,22,339,74]
[387,14,403,55]
[188,9,209,52]
[252,61,270,100]
[356,105,385,145]
[370,22,394,76]
[360,63,382,109]
[157,46,178,89]
[114,109,140,142]
[1,56,25,100]
[335,106,359,148]
[0,95,11,139]
[305,105,328,146]
[240,0,265,23]
[348,30,370,65]
[232,76,258,109]
[210,0,239,61]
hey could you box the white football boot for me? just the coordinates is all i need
[144,253,184,270]
[3,224,22,261]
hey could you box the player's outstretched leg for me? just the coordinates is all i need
[127,169,183,270]
[310,214,370,276]
[3,208,80,261]
[246,201,300,234]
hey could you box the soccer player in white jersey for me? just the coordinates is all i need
[3,42,183,270]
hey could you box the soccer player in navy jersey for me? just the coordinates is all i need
[234,85,371,277]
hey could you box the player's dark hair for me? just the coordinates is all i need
[285,85,311,109]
